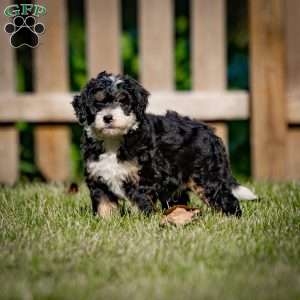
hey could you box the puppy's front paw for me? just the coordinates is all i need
[97,198,119,219]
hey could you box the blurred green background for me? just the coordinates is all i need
[16,0,250,181]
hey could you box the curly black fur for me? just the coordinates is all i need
[72,71,244,217]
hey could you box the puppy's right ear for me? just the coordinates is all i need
[72,94,86,125]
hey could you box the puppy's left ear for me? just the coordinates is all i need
[72,94,86,125]
[133,81,150,119]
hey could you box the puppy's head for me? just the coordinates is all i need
[72,71,149,137]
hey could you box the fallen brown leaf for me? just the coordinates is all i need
[160,205,201,226]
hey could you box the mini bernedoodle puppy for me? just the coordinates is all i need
[72,71,256,218]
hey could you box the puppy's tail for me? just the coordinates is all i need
[232,185,257,201]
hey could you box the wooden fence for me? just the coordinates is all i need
[0,0,299,184]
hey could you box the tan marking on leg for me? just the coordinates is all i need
[97,196,118,219]
[186,179,209,205]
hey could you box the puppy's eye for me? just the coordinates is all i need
[94,90,105,101]
[118,96,129,104]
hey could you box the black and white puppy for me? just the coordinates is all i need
[72,71,256,218]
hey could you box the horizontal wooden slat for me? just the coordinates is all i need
[0,92,299,123]
[0,91,248,122]
[147,92,248,120]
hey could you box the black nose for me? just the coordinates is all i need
[103,114,113,124]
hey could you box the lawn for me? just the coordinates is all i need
[0,182,299,300]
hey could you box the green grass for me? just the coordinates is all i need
[0,182,299,300]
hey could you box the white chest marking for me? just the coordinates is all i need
[87,153,140,198]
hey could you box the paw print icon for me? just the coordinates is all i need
[4,16,45,48]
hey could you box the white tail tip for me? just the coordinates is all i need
[232,185,257,201]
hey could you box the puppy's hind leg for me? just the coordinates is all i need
[187,178,242,217]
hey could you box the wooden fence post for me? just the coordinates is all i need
[250,0,287,180]
[139,0,173,90]
[0,0,18,185]
[191,0,228,145]
[34,0,70,181]
[286,0,300,180]
[86,0,121,77]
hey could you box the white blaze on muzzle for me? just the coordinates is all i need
[94,105,138,135]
